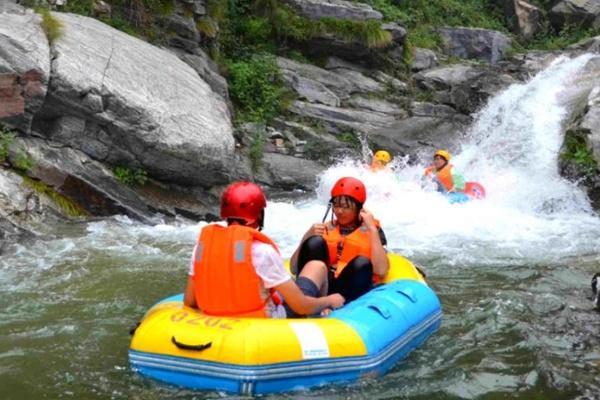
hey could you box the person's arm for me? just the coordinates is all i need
[360,209,389,278]
[450,168,465,192]
[183,243,199,308]
[183,276,197,308]
[275,280,344,316]
[290,223,328,274]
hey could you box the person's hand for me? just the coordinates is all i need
[327,293,345,309]
[305,223,328,238]
[359,208,377,230]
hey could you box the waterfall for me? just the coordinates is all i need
[266,54,600,267]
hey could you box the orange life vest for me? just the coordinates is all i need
[424,163,454,191]
[322,220,379,279]
[370,160,387,171]
[192,224,280,318]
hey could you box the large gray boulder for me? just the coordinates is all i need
[437,27,512,64]
[416,64,485,91]
[415,64,516,113]
[0,4,50,133]
[289,100,397,133]
[369,114,471,159]
[278,57,355,100]
[583,87,600,163]
[411,48,438,72]
[550,0,600,30]
[34,12,238,187]
[346,96,408,117]
[13,136,154,220]
[512,0,542,39]
[282,0,382,21]
[175,47,230,103]
[0,167,69,238]
[498,0,542,39]
[256,152,326,190]
[277,56,387,105]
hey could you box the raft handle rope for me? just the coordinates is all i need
[171,336,213,352]
[129,321,141,336]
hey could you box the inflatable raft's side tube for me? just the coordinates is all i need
[129,279,441,394]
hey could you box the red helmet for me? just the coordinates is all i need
[331,177,366,204]
[220,181,266,224]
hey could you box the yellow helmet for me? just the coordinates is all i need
[434,149,451,161]
[374,150,392,164]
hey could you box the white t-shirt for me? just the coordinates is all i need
[188,241,291,318]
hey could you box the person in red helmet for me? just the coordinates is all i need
[183,181,344,318]
[288,177,389,312]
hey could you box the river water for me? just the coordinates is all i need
[2,55,600,399]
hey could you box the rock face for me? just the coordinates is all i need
[0,6,50,133]
[33,12,239,187]
[551,0,600,30]
[411,48,438,72]
[415,64,516,114]
[512,0,542,39]
[583,87,600,162]
[14,136,154,221]
[437,27,512,64]
[0,167,67,239]
[256,152,325,190]
[369,114,471,159]
[282,0,382,21]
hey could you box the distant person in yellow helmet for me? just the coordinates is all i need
[370,150,392,171]
[423,150,465,193]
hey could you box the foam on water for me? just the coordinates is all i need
[265,54,600,266]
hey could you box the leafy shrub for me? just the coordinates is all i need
[228,54,290,123]
[248,131,265,172]
[114,166,149,186]
[561,134,597,179]
[14,152,34,172]
[0,127,15,163]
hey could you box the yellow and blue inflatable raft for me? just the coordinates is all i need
[129,254,442,394]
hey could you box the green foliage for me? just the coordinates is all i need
[0,124,35,172]
[228,54,291,123]
[271,6,392,49]
[414,89,435,102]
[337,131,360,149]
[39,9,64,43]
[248,131,265,172]
[60,0,94,15]
[362,0,405,22]
[523,24,599,51]
[197,17,219,39]
[114,166,149,186]
[14,151,34,172]
[359,0,505,50]
[562,135,597,174]
[24,177,87,217]
[0,126,15,163]
[54,0,175,41]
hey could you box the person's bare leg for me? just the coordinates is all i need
[299,260,328,296]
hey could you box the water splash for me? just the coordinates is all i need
[266,54,600,267]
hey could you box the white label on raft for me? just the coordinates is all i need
[290,322,330,359]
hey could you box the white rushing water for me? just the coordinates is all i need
[265,54,600,268]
